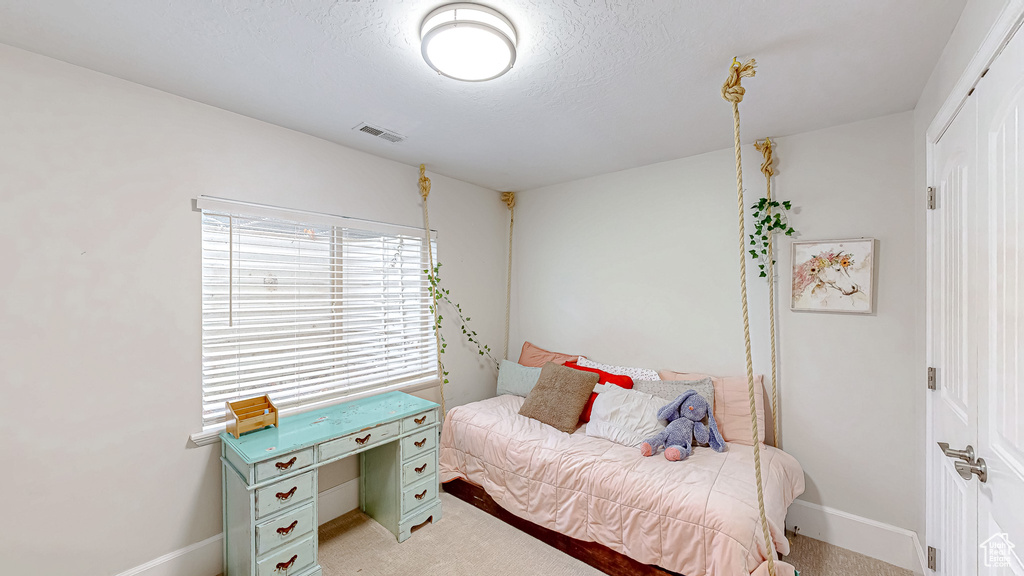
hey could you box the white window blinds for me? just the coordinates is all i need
[199,197,438,430]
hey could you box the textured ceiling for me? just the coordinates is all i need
[0,0,964,190]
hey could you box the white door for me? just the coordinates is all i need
[976,23,1024,574]
[929,91,980,576]
[929,22,1024,575]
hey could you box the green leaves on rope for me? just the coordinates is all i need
[749,198,796,278]
[425,262,499,385]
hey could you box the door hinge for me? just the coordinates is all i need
[927,545,937,570]
[928,367,937,390]
[927,187,937,210]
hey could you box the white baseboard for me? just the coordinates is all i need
[112,533,224,576]
[317,477,361,526]
[114,478,360,576]
[786,499,926,574]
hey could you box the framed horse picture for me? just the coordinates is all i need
[791,238,876,314]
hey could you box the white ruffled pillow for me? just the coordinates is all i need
[586,385,666,448]
[577,356,660,382]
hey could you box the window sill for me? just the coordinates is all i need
[187,378,442,448]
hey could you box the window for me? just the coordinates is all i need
[198,197,438,431]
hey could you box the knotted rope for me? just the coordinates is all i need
[419,164,445,416]
[754,137,780,447]
[500,192,516,360]
[721,58,756,103]
[721,58,777,576]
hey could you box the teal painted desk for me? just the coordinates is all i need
[220,392,442,576]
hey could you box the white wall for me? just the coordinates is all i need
[511,112,920,534]
[0,44,506,576]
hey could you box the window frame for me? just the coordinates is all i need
[189,196,439,446]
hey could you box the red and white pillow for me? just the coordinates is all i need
[563,361,633,422]
[577,356,660,382]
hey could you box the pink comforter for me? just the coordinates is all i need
[439,395,805,575]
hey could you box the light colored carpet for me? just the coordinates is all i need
[318,493,603,576]
[786,532,913,576]
[318,492,913,576]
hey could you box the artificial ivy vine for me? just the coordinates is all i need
[425,262,499,385]
[748,198,796,278]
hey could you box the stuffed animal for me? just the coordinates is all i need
[640,390,726,461]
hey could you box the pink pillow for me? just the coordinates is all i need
[658,370,767,446]
[518,341,579,368]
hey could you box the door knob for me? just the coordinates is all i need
[954,457,988,483]
[937,442,975,463]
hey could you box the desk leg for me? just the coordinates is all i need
[361,442,402,538]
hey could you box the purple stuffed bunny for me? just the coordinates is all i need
[640,390,726,461]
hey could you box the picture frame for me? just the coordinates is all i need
[791,238,876,314]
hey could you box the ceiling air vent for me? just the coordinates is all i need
[354,123,405,143]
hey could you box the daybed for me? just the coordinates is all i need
[439,393,805,575]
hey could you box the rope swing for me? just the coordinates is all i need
[754,137,780,447]
[500,192,516,360]
[721,58,779,576]
[419,164,446,416]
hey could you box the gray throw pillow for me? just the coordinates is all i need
[518,362,599,433]
[496,359,543,397]
[634,378,715,413]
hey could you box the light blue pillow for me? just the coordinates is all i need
[497,359,543,397]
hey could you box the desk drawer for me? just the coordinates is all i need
[319,421,400,462]
[401,431,436,461]
[256,471,315,520]
[255,448,314,483]
[402,455,435,486]
[256,503,315,556]
[256,534,315,576]
[402,477,438,515]
[401,410,436,433]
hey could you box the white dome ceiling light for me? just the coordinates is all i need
[420,3,517,82]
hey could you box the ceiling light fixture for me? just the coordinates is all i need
[420,3,517,82]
